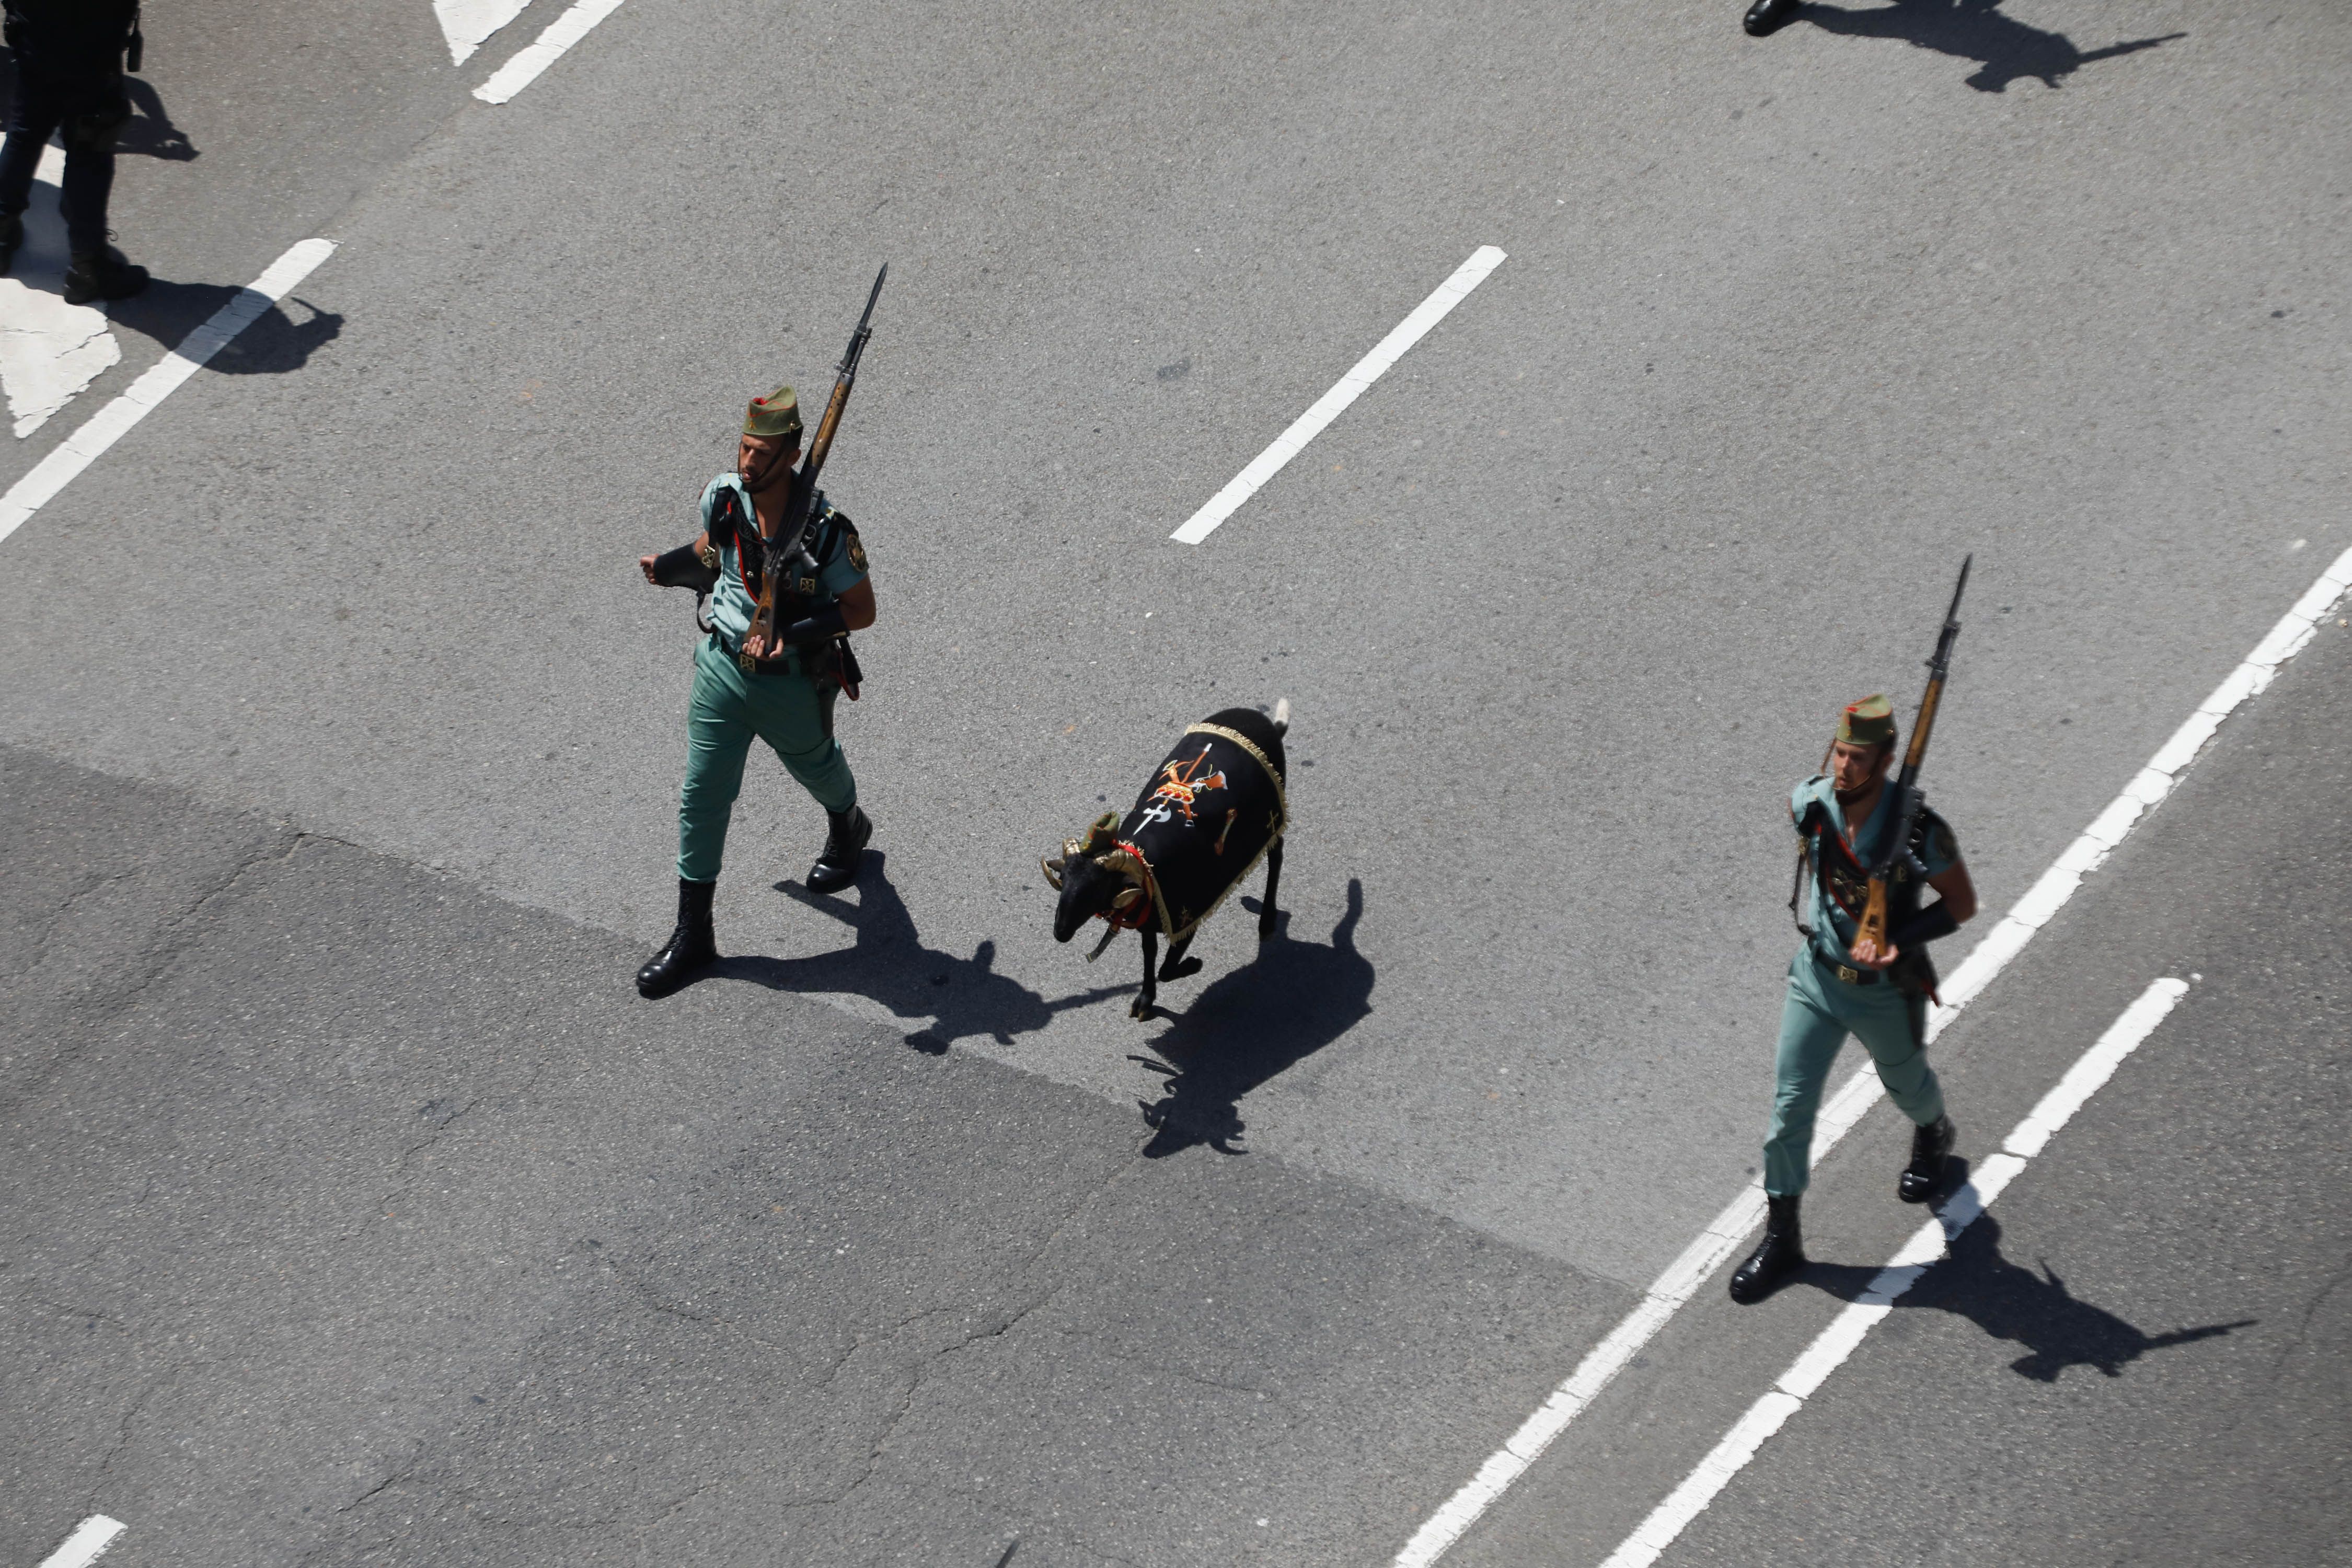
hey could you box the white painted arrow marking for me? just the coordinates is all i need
[0,143,122,439]
[434,0,537,64]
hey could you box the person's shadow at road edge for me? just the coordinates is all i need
[1802,1207,2254,1380]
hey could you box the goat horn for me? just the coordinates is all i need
[1040,856,1065,891]
[1098,849,1143,881]
[1111,885,1145,912]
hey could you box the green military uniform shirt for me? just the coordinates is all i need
[1790,775,1959,969]
[698,473,868,648]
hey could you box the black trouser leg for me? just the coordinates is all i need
[59,139,114,255]
[0,88,63,219]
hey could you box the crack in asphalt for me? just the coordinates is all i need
[1,823,302,1116]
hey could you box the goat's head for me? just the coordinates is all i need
[1043,812,1149,943]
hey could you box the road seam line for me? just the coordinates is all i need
[1392,541,2352,1567]
[474,0,627,103]
[36,1516,126,1568]
[0,238,337,548]
[1598,977,2190,1568]
[1170,245,1505,545]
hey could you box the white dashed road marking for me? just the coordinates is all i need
[1170,244,1506,545]
[434,0,539,64]
[1393,540,2352,1568]
[0,238,335,547]
[1599,977,2191,1568]
[35,1515,125,1568]
[474,0,628,104]
[0,143,122,439]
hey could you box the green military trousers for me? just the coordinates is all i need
[676,633,857,883]
[1763,948,1945,1197]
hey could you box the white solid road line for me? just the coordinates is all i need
[1599,977,2192,1568]
[474,0,627,104]
[1170,245,1506,545]
[0,238,336,549]
[1393,540,2352,1568]
[36,1515,126,1568]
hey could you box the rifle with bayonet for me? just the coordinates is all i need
[742,263,887,687]
[1852,555,1970,958]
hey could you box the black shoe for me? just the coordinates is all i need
[1730,1194,1805,1304]
[806,805,871,894]
[636,878,718,998]
[63,246,148,305]
[0,214,21,276]
[1744,0,1800,34]
[1899,1114,1956,1204]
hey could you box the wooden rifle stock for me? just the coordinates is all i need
[1853,557,1970,956]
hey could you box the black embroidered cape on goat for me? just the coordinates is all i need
[1113,710,1289,943]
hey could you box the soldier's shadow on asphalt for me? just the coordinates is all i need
[106,289,343,374]
[719,851,1128,1053]
[1804,1209,2254,1381]
[1788,0,2183,93]
[1125,878,1374,1158]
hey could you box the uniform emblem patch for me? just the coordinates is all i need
[846,531,869,573]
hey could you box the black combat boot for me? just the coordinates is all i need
[636,878,718,998]
[1743,0,1801,34]
[63,246,149,306]
[806,805,871,894]
[0,214,21,276]
[1899,1114,1956,1203]
[1728,1195,1805,1304]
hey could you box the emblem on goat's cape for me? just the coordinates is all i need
[1140,746,1228,828]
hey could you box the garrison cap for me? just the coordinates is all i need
[1837,694,1897,748]
[743,385,804,442]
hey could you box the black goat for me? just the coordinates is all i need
[1045,701,1290,1019]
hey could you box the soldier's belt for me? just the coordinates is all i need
[710,629,837,681]
[1814,953,1883,987]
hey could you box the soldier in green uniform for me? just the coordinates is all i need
[1731,695,1979,1303]
[632,386,877,999]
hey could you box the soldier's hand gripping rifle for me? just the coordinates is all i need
[742,264,887,678]
[1852,555,1971,956]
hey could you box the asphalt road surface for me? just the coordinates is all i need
[3,0,2347,1564]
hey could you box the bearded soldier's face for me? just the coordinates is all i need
[1831,740,1892,799]
[737,432,798,489]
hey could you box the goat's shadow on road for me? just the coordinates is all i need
[1790,0,2183,93]
[1804,1208,2254,1381]
[718,850,1126,1054]
[1127,878,1374,1157]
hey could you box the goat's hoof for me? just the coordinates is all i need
[1130,997,1154,1021]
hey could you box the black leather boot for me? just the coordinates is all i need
[636,878,718,998]
[806,805,871,894]
[0,214,21,276]
[1899,1114,1956,1203]
[1728,1195,1805,1304]
[1743,0,1800,34]
[63,246,149,306]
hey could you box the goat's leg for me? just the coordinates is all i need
[1259,838,1285,938]
[1134,927,1158,1019]
[1158,932,1201,983]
